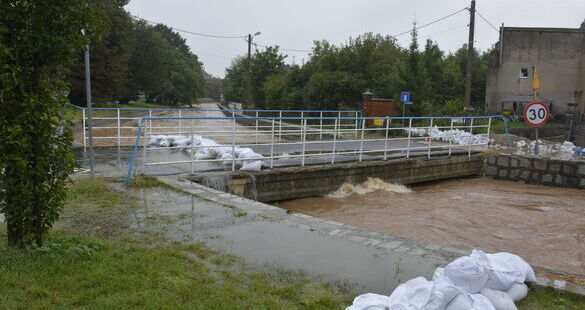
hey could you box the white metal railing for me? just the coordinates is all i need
[125,115,510,183]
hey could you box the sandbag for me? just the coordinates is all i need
[480,288,517,310]
[471,250,524,291]
[345,293,392,310]
[446,293,495,310]
[444,256,488,293]
[432,267,445,281]
[240,160,262,171]
[387,277,433,309]
[425,278,461,310]
[507,283,528,301]
[487,252,536,283]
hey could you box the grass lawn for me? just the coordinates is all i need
[0,178,583,309]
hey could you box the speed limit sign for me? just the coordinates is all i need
[523,102,550,127]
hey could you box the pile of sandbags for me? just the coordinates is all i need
[406,126,489,146]
[346,250,536,310]
[148,135,264,171]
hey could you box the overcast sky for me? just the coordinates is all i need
[126,0,585,77]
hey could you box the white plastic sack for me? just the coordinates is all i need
[480,288,517,310]
[240,160,262,171]
[446,293,495,310]
[507,284,528,302]
[387,277,433,309]
[345,293,392,310]
[425,278,461,310]
[487,252,536,283]
[432,267,445,281]
[444,256,488,293]
[471,250,524,291]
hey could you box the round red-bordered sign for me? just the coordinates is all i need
[523,101,550,127]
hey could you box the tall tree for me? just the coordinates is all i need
[0,0,106,247]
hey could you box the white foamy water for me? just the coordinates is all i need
[326,177,412,199]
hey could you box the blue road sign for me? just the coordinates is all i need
[400,91,411,102]
[404,101,414,105]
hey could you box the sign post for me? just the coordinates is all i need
[523,101,550,156]
[400,91,411,128]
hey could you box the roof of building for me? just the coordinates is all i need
[504,26,585,34]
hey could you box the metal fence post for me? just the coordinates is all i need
[179,109,182,135]
[358,118,365,162]
[148,109,152,135]
[331,119,338,164]
[231,117,236,171]
[427,118,433,159]
[319,111,323,140]
[301,118,307,166]
[142,120,148,174]
[355,111,359,137]
[270,117,275,168]
[468,118,474,158]
[448,118,454,157]
[278,111,282,139]
[190,119,194,174]
[383,116,390,160]
[338,111,342,136]
[486,117,492,152]
[406,118,412,159]
[82,109,87,149]
[117,109,121,147]
[255,111,259,143]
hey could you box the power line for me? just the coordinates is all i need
[131,15,247,39]
[254,42,312,53]
[475,10,500,33]
[390,7,469,38]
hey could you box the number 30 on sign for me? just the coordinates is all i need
[523,102,550,127]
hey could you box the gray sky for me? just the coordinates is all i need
[126,0,585,77]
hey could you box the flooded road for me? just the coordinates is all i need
[278,177,585,275]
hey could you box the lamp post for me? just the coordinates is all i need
[247,31,261,108]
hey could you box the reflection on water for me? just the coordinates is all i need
[123,183,445,294]
[279,177,585,275]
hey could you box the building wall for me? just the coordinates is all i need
[486,28,585,116]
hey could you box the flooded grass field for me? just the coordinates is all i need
[278,177,585,276]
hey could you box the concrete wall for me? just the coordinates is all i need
[485,154,585,189]
[486,27,585,116]
[190,155,484,202]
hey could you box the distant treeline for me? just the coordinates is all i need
[223,29,490,116]
[68,0,208,107]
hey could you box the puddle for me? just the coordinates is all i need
[124,183,444,294]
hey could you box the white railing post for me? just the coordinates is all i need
[142,120,148,174]
[449,118,454,157]
[383,116,390,160]
[255,111,259,143]
[301,118,307,166]
[278,111,282,139]
[179,109,182,135]
[468,118,474,158]
[82,109,87,149]
[300,111,304,140]
[406,118,412,159]
[486,117,492,151]
[117,109,121,147]
[231,117,236,171]
[270,117,275,168]
[428,118,433,159]
[355,111,359,137]
[190,119,194,174]
[331,119,338,164]
[358,118,365,162]
[148,109,152,135]
[338,111,342,136]
[319,111,323,140]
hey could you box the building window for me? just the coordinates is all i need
[519,68,529,79]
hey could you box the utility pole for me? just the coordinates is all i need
[464,0,476,112]
[247,34,253,109]
[84,40,95,179]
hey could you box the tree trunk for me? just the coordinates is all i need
[7,218,23,248]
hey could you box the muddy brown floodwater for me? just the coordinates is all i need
[278,177,585,276]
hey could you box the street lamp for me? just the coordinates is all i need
[247,31,261,108]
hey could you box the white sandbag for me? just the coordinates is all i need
[240,160,262,171]
[387,277,433,309]
[471,250,524,291]
[345,293,392,310]
[220,153,236,166]
[432,267,445,281]
[480,288,517,310]
[425,278,461,310]
[444,256,488,293]
[506,283,528,301]
[446,293,495,310]
[487,252,536,283]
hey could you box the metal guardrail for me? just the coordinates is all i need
[124,115,512,183]
[69,104,361,147]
